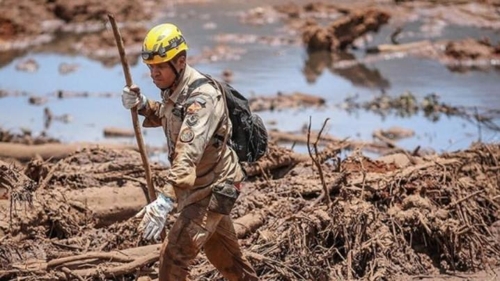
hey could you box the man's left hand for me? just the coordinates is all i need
[135,194,174,240]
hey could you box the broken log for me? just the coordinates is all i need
[268,130,391,154]
[0,142,138,161]
[103,127,135,138]
[1,244,162,279]
[0,184,147,237]
[243,152,310,177]
[65,185,148,227]
[367,40,432,53]
[234,210,269,239]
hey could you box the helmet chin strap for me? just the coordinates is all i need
[161,61,184,92]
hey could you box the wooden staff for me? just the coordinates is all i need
[107,14,156,204]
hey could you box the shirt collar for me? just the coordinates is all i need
[165,64,195,104]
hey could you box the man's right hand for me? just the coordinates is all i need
[122,84,147,110]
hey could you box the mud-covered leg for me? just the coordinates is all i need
[159,200,223,280]
[204,215,259,281]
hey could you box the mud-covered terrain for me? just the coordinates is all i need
[1,134,499,280]
[1,0,500,280]
[2,0,500,69]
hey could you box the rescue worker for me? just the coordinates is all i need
[121,23,259,281]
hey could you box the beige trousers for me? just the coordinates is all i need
[159,197,258,281]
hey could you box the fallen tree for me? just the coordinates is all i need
[0,142,138,161]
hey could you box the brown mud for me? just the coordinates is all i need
[1,0,500,280]
[1,140,499,280]
[2,0,500,69]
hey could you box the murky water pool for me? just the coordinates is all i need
[0,1,499,160]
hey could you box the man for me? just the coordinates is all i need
[121,23,259,281]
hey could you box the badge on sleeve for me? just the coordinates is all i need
[179,128,195,143]
[186,114,199,126]
[185,97,207,115]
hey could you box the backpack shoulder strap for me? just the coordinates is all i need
[198,73,231,161]
[180,74,230,153]
[177,77,209,106]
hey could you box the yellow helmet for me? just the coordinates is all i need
[141,23,188,65]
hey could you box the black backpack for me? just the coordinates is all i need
[183,74,268,163]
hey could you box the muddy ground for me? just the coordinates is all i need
[1,0,500,280]
[1,132,499,281]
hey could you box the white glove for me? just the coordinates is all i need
[135,194,174,240]
[122,85,147,110]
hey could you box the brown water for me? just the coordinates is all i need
[0,0,499,160]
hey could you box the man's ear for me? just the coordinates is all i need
[176,55,187,67]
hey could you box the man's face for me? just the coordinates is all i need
[148,62,176,89]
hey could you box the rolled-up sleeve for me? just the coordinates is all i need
[138,99,163,128]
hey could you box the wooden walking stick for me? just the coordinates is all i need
[107,14,156,204]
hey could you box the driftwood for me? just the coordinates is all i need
[268,130,393,154]
[70,253,159,279]
[372,129,398,149]
[65,185,147,227]
[367,40,433,54]
[249,92,326,112]
[0,142,138,161]
[234,210,269,239]
[103,127,135,138]
[243,151,309,177]
[0,244,161,279]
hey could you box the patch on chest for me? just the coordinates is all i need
[179,127,195,143]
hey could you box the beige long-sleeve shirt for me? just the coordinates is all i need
[138,65,245,211]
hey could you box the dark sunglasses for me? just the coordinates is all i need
[141,36,186,61]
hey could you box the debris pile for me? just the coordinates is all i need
[1,141,499,280]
